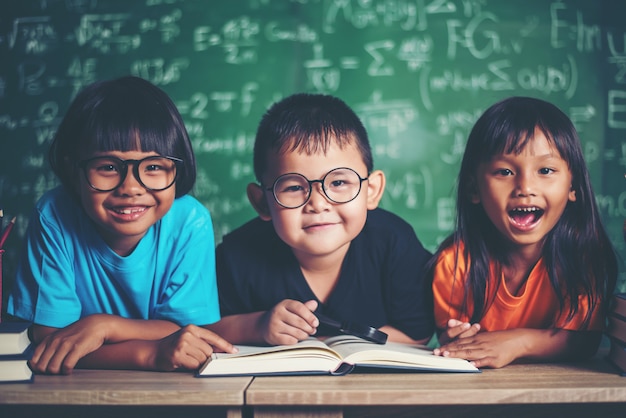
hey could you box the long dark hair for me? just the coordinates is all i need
[431,96,617,328]
[49,76,196,198]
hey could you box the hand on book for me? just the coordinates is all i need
[153,324,237,371]
[29,318,238,374]
[259,299,320,346]
[435,319,532,369]
[436,318,481,345]
[434,327,524,369]
[434,327,588,369]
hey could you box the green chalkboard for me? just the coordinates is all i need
[1,0,626,309]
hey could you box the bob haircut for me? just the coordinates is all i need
[447,96,616,326]
[48,76,196,198]
[252,93,373,183]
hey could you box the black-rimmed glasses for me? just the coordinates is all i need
[265,167,369,209]
[78,155,183,192]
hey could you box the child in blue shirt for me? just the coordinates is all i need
[210,93,434,346]
[8,76,234,374]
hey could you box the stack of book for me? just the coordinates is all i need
[606,293,626,375]
[0,321,33,383]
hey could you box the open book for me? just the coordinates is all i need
[197,335,479,377]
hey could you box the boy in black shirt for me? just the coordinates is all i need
[211,93,434,346]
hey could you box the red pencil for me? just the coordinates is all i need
[0,216,16,249]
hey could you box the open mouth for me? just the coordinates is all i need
[508,207,544,227]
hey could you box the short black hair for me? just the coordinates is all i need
[252,93,373,183]
[48,76,196,198]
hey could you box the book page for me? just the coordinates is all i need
[212,337,339,360]
[325,335,430,359]
[325,335,478,372]
[199,338,344,376]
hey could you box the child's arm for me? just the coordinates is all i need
[377,325,432,345]
[29,316,236,374]
[30,314,180,344]
[207,299,320,345]
[434,328,601,368]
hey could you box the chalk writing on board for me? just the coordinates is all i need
[596,192,626,219]
[568,104,596,130]
[130,57,190,85]
[384,167,434,210]
[355,91,417,139]
[322,0,462,34]
[139,8,182,43]
[1,0,625,296]
[76,14,140,54]
[608,90,626,129]
[9,16,55,53]
[550,2,602,53]
[606,30,626,84]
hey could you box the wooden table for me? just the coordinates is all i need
[0,369,252,418]
[246,356,626,418]
[1,356,625,418]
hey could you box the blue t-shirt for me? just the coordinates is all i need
[8,186,220,328]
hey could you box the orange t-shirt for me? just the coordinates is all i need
[432,243,602,332]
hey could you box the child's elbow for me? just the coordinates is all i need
[566,330,602,360]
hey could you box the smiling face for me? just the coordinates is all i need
[77,149,176,256]
[248,138,384,265]
[471,129,576,254]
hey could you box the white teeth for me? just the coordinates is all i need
[116,208,145,214]
[514,207,538,212]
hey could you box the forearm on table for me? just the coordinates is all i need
[31,314,181,344]
[77,339,161,370]
[103,316,181,341]
[517,328,601,361]
[204,312,266,344]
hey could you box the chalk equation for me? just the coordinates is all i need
[0,0,624,259]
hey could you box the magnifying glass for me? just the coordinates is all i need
[315,312,388,344]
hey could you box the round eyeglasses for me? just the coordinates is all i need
[266,167,369,209]
[78,155,183,192]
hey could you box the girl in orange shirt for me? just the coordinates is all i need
[430,96,617,368]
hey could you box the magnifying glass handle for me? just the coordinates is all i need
[315,312,388,344]
[315,312,342,329]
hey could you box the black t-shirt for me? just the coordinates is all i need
[216,208,434,341]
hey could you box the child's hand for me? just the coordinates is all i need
[434,318,481,346]
[259,299,319,345]
[29,315,109,375]
[152,324,237,371]
[433,329,522,368]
